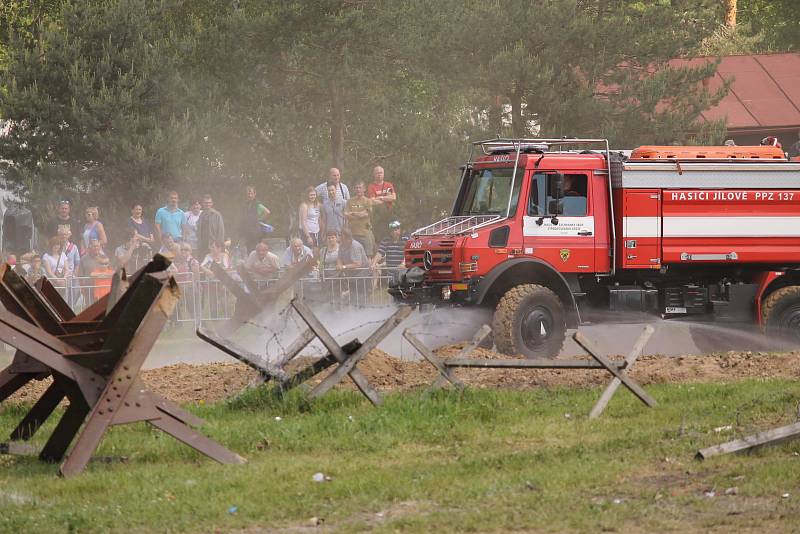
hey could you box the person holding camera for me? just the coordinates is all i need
[114,227,148,273]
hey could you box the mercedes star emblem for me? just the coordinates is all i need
[423,250,433,271]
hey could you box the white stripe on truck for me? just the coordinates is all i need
[623,216,800,238]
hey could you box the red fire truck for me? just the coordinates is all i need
[389,138,800,357]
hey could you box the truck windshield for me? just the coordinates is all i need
[456,167,522,216]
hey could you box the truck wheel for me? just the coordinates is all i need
[761,285,800,343]
[493,284,566,358]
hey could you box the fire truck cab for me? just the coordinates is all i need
[389,138,800,358]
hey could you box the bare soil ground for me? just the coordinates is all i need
[7,345,800,405]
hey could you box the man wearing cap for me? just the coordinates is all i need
[372,220,407,272]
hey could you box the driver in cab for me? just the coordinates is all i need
[559,174,587,217]
[563,175,581,197]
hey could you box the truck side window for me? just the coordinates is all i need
[528,173,587,216]
[561,174,587,216]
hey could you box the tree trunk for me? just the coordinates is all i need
[329,78,345,171]
[510,87,525,138]
[724,0,736,28]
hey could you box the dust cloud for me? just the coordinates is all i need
[143,303,798,370]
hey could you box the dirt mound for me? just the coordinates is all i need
[5,348,800,405]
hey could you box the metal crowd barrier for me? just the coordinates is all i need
[37,268,395,326]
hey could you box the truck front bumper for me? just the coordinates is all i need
[387,267,479,305]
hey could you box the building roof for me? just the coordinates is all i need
[670,53,800,134]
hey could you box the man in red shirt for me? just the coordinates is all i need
[366,165,396,240]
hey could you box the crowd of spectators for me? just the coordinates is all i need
[1,166,408,307]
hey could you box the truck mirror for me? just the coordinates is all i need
[550,173,565,216]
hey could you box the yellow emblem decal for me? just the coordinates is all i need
[559,249,570,263]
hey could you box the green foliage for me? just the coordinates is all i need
[0,0,737,239]
[737,0,800,52]
[0,0,63,69]
[697,23,765,56]
[410,0,727,147]
[0,0,204,234]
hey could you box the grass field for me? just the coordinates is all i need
[1,380,799,533]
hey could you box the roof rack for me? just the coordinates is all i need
[474,137,610,156]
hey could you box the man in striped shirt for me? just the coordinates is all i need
[372,220,407,272]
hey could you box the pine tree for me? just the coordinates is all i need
[0,0,201,235]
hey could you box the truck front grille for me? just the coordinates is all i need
[406,240,456,281]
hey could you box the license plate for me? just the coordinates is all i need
[665,306,687,314]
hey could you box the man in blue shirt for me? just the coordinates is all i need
[154,190,187,245]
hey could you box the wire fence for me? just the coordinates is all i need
[37,268,396,327]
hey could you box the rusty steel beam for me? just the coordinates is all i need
[0,257,245,476]
[35,277,76,321]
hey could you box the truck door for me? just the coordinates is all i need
[522,172,595,272]
[622,190,661,268]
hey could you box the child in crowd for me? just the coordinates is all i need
[25,254,46,285]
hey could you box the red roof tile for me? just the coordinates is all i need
[671,53,800,132]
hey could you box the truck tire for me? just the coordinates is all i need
[493,284,566,358]
[761,285,800,343]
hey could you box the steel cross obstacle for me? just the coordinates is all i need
[198,321,357,396]
[197,323,317,390]
[405,324,656,417]
[209,258,316,334]
[198,299,412,406]
[291,299,412,405]
[402,326,492,393]
[0,257,246,477]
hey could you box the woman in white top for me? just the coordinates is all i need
[299,186,322,248]
[184,199,202,252]
[42,237,71,279]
